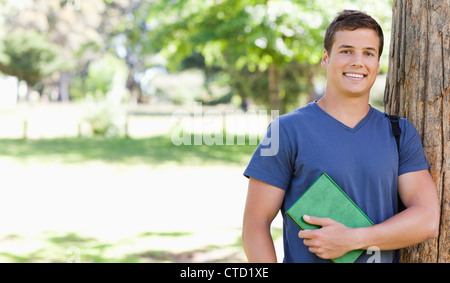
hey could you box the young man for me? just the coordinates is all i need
[242,10,440,263]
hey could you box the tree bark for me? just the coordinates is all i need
[384,0,449,263]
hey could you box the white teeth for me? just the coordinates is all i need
[345,73,364,78]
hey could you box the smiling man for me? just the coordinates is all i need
[242,10,440,263]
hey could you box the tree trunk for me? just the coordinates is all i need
[126,72,144,104]
[384,0,449,263]
[59,71,71,102]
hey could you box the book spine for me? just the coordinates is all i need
[286,212,305,230]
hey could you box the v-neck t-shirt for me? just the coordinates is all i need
[243,101,429,263]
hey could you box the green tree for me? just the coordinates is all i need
[102,0,155,103]
[0,30,65,99]
[146,0,323,112]
[145,0,392,113]
[0,0,106,101]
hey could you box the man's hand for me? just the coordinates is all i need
[298,215,355,260]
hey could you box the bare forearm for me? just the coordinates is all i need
[242,178,285,263]
[300,171,440,260]
[242,221,277,263]
[354,204,439,251]
[354,171,440,251]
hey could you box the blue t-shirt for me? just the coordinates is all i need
[243,102,429,263]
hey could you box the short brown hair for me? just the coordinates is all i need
[324,10,384,60]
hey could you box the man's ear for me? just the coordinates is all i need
[321,49,329,68]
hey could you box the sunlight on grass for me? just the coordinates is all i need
[0,134,275,263]
[0,228,248,263]
[0,134,257,166]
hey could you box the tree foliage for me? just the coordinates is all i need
[0,0,392,108]
[0,30,65,87]
[0,0,105,99]
[145,0,392,112]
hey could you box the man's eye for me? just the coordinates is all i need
[341,50,351,54]
[365,52,375,57]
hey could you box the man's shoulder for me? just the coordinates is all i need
[278,102,317,126]
[380,109,419,133]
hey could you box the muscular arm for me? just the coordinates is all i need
[242,178,285,263]
[355,169,440,250]
[299,170,440,259]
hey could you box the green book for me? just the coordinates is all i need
[286,173,374,263]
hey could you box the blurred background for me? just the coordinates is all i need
[0,0,392,262]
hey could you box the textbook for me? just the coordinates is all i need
[286,173,374,263]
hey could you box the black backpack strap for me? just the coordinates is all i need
[389,115,401,152]
[388,114,405,212]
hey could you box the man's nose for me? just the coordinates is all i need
[350,53,364,68]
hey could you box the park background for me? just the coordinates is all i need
[0,0,400,262]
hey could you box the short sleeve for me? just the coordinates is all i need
[243,118,295,191]
[398,119,429,175]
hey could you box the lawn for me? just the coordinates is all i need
[0,134,257,166]
[0,135,283,263]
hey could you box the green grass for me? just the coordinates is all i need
[0,134,257,166]
[0,229,248,263]
[0,134,263,263]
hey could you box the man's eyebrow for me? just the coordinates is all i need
[364,47,378,52]
[337,45,355,49]
[337,45,378,53]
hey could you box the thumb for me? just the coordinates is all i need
[303,215,335,227]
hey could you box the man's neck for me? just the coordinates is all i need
[316,94,371,129]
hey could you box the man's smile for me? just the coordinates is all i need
[343,72,366,79]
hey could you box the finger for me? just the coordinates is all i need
[298,229,316,239]
[302,239,318,248]
[308,247,321,254]
[303,215,335,226]
[307,247,331,259]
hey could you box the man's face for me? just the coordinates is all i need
[321,28,381,98]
